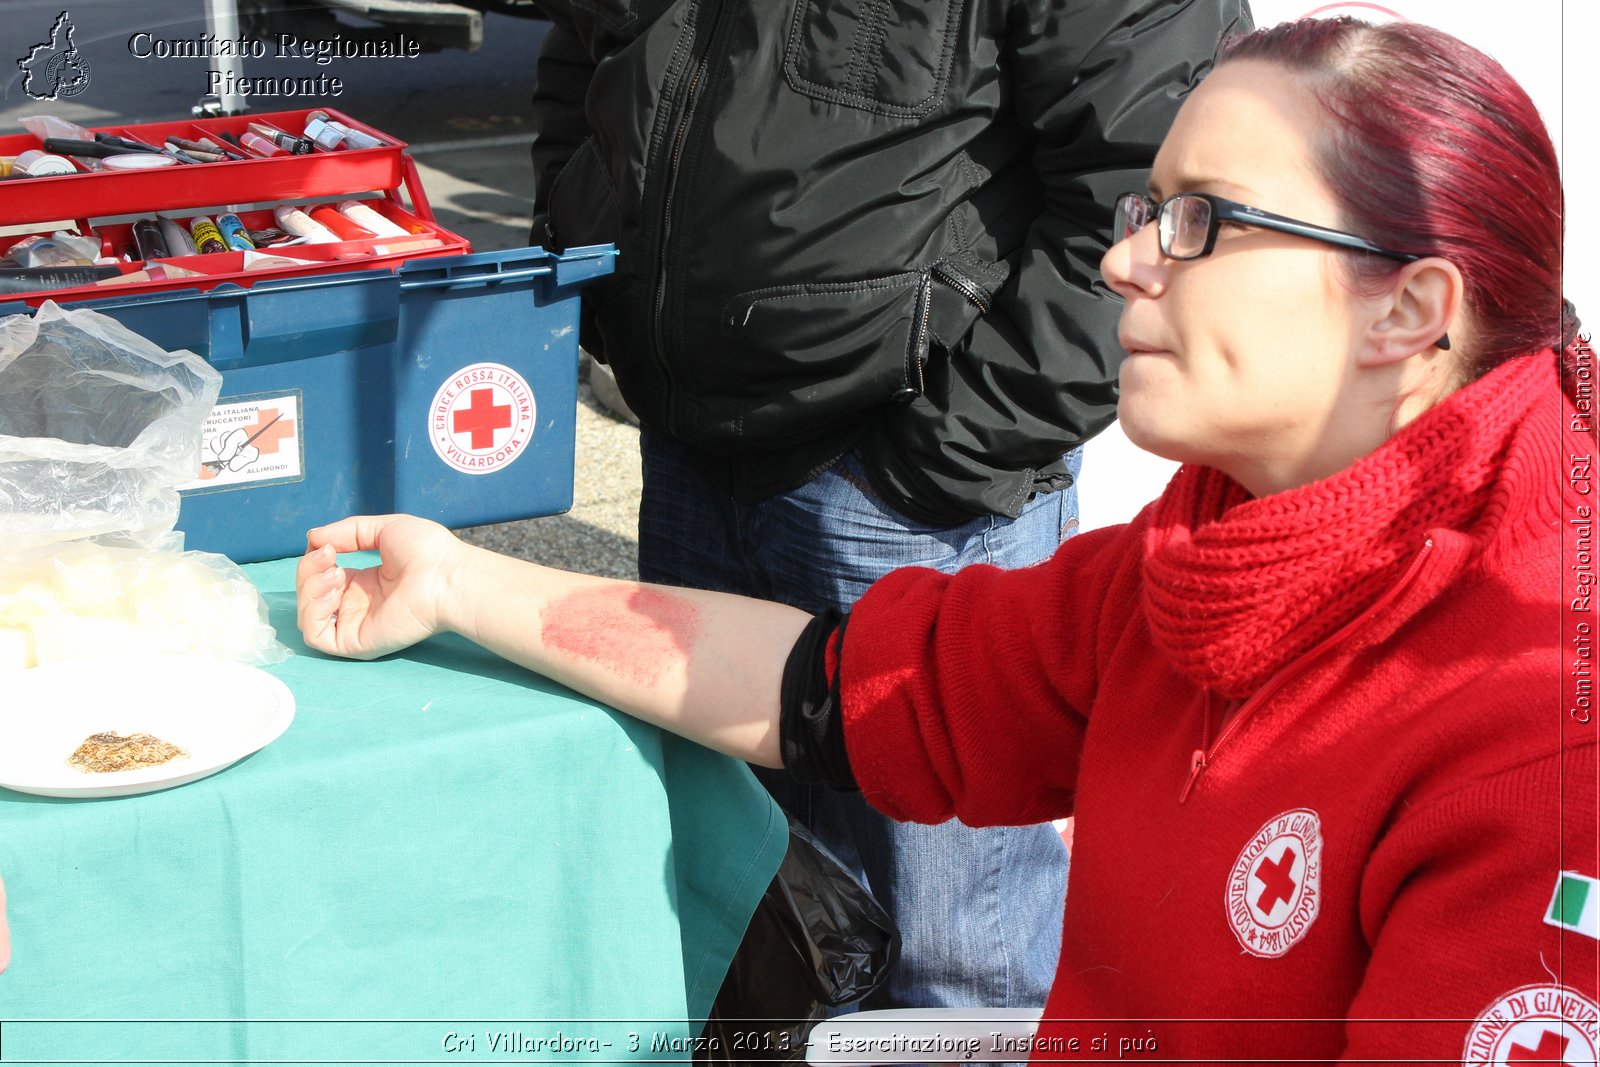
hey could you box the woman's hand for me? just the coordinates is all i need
[296,515,464,660]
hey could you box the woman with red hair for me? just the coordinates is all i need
[296,18,1595,1061]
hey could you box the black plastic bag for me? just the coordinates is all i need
[697,816,900,1065]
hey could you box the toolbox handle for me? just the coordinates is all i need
[224,271,401,296]
[84,273,395,304]
[399,265,555,291]
[399,155,435,221]
[101,263,556,303]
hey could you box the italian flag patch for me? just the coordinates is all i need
[1545,872,1600,939]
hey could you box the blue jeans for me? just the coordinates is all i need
[638,431,1077,1011]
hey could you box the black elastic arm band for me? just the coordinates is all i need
[778,609,857,791]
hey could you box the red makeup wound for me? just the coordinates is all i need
[542,586,701,689]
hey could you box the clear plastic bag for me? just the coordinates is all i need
[0,542,286,671]
[0,301,288,669]
[5,232,101,270]
[0,300,221,551]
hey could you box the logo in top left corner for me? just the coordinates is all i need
[17,12,93,101]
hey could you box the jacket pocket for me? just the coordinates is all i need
[925,253,1005,349]
[782,0,965,117]
[546,137,620,253]
[719,270,934,442]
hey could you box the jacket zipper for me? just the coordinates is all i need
[902,273,934,399]
[652,1,726,418]
[898,265,991,400]
[931,261,992,314]
[1178,537,1437,803]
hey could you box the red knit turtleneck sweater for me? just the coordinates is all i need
[839,352,1598,1063]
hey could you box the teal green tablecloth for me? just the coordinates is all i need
[0,555,788,1064]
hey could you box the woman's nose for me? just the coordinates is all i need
[1102,226,1163,300]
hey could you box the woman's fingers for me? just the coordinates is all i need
[294,541,335,592]
[295,543,344,651]
[305,514,404,555]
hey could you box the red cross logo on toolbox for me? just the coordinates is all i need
[1463,985,1599,1066]
[1226,807,1323,958]
[429,362,537,475]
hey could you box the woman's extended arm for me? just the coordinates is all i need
[294,515,810,766]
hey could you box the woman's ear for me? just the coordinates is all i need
[1357,257,1464,367]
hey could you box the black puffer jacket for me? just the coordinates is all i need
[531,0,1249,523]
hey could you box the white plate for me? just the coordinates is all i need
[0,656,295,798]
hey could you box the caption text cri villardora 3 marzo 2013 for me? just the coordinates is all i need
[126,31,424,97]
[437,1030,795,1057]
[435,1029,1163,1058]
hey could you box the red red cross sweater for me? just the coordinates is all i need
[837,350,1599,1064]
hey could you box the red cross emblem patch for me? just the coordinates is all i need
[428,362,537,475]
[1227,808,1323,958]
[1463,985,1599,1066]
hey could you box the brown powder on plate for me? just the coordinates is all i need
[67,732,188,774]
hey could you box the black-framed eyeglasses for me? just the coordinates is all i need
[1113,191,1422,263]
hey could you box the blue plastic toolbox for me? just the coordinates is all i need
[0,244,616,562]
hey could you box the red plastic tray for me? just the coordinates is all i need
[0,108,411,225]
[1,196,468,306]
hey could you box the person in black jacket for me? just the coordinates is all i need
[527,0,1249,1014]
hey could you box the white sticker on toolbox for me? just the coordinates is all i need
[179,392,304,494]
[429,362,537,475]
